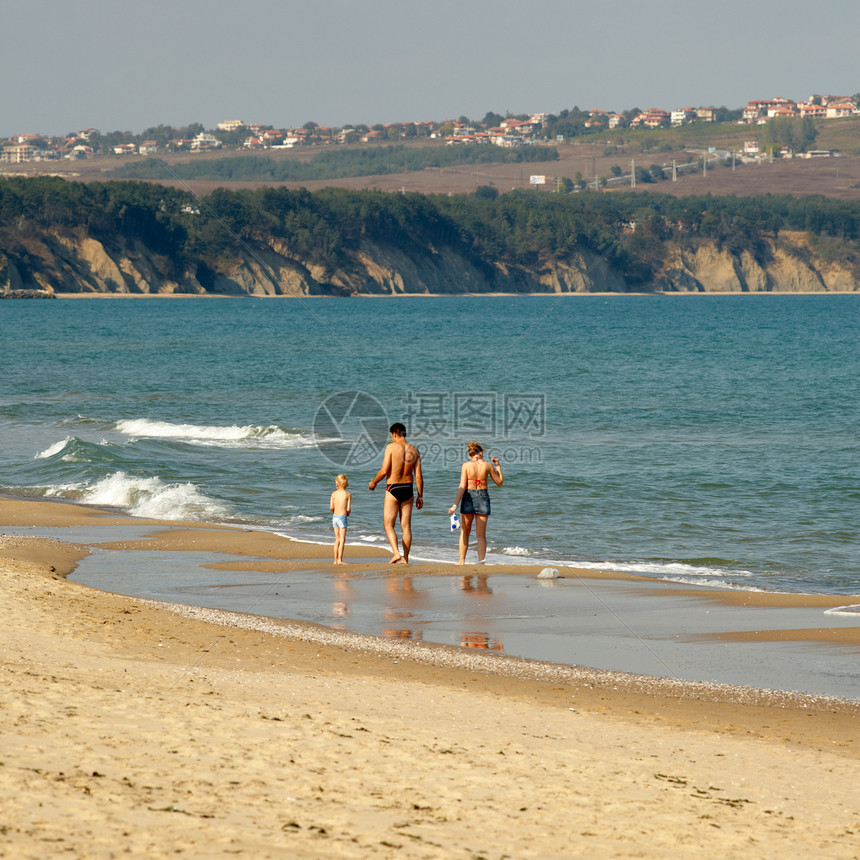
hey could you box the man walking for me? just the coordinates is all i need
[369,423,423,564]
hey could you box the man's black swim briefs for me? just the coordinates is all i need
[386,483,414,503]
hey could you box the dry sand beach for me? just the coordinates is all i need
[2,498,859,858]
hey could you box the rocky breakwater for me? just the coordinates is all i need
[0,289,55,299]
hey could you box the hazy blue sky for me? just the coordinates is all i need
[3,0,858,137]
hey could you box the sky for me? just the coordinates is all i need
[2,0,858,138]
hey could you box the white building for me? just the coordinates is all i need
[671,108,695,127]
[190,133,222,150]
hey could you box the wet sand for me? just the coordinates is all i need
[2,497,860,858]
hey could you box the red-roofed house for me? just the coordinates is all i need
[798,102,826,118]
[631,109,670,129]
[743,98,797,123]
[826,102,856,118]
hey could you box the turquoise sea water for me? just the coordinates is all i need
[1,294,858,594]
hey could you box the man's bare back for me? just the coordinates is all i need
[368,423,423,563]
[384,437,421,484]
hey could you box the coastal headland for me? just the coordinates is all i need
[2,156,859,296]
[2,496,859,858]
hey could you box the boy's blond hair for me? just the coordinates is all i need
[336,474,348,488]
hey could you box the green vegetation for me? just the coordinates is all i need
[603,117,858,157]
[1,176,858,288]
[105,144,559,182]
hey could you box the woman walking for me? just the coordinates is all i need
[448,441,503,564]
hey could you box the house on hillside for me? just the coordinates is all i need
[1,143,36,163]
[769,106,798,119]
[112,143,136,156]
[798,102,826,118]
[742,97,797,123]
[630,108,670,129]
[497,118,539,137]
[671,108,695,126]
[337,128,359,144]
[190,133,221,151]
[139,140,158,154]
[826,102,856,118]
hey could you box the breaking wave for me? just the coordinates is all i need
[115,418,315,450]
[44,470,232,521]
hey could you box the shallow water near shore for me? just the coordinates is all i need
[2,294,858,594]
[52,530,858,701]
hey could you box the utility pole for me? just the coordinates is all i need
[631,159,635,188]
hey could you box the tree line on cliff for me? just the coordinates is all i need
[1,176,858,288]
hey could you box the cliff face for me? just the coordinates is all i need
[655,244,855,293]
[1,230,856,296]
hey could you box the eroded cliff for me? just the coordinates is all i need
[1,229,855,296]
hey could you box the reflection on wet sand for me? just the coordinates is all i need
[384,628,424,641]
[386,575,423,598]
[460,632,504,651]
[332,575,356,619]
[332,571,504,649]
[459,574,493,595]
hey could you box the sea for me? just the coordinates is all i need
[1,294,858,596]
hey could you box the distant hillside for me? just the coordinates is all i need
[1,177,857,296]
[105,144,560,183]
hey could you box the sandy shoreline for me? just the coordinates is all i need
[2,497,860,857]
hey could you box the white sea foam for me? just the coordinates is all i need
[75,471,232,521]
[280,514,323,525]
[824,604,860,616]
[500,546,532,556]
[580,560,758,581]
[43,481,86,497]
[655,576,768,592]
[35,437,72,459]
[115,418,315,450]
